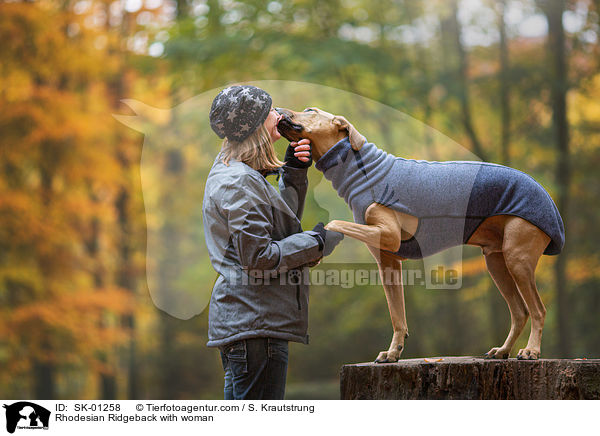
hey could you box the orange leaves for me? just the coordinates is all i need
[2,286,135,367]
[567,256,600,285]
[7,286,134,327]
[69,287,136,314]
[449,255,487,277]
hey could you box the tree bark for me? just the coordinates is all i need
[341,357,600,399]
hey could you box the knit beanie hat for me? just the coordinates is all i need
[209,85,273,142]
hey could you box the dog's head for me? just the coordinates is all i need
[275,107,365,162]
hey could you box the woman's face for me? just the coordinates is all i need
[264,107,282,142]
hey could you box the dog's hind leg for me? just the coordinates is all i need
[483,252,529,359]
[502,217,550,360]
[367,244,408,363]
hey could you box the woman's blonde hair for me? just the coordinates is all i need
[219,123,285,174]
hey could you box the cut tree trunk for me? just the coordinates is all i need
[340,357,600,399]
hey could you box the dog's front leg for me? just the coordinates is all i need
[324,220,395,251]
[326,203,407,362]
[324,203,402,252]
[367,244,408,363]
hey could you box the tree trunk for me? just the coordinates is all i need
[445,0,488,161]
[175,0,190,19]
[498,0,511,165]
[157,148,185,399]
[159,311,179,399]
[33,142,56,399]
[115,186,139,400]
[112,7,140,400]
[407,0,438,160]
[340,357,600,399]
[487,0,512,345]
[84,193,117,400]
[33,358,55,399]
[539,0,571,358]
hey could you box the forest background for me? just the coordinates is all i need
[1,0,599,399]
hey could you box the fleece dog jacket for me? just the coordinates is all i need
[314,137,565,259]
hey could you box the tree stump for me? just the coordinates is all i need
[340,356,600,399]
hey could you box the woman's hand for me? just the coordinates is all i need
[290,139,311,163]
[311,222,344,256]
[284,138,312,168]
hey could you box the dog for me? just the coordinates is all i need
[276,106,565,362]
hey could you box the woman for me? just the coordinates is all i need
[202,85,343,400]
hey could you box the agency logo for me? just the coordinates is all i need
[3,402,50,434]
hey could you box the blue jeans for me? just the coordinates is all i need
[219,337,289,400]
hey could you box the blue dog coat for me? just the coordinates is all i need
[315,137,565,259]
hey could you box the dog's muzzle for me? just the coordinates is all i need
[276,115,303,141]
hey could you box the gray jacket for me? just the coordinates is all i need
[202,153,323,348]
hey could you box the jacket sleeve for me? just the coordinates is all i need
[278,165,309,220]
[221,174,322,276]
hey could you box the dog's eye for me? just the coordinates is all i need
[303,108,315,113]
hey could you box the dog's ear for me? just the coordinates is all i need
[332,116,366,151]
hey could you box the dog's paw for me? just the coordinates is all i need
[374,348,401,363]
[374,351,392,363]
[324,220,341,232]
[483,347,510,359]
[516,348,540,360]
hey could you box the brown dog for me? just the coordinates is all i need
[276,106,562,362]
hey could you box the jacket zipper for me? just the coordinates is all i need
[296,284,301,310]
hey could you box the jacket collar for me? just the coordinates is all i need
[217,153,283,181]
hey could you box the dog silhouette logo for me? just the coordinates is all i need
[3,402,50,434]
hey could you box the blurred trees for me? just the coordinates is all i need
[0,1,135,397]
[1,0,599,399]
